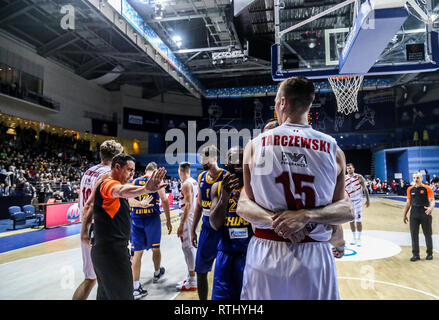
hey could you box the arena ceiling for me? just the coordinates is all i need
[1,0,439,98]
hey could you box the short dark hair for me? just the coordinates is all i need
[346,163,354,168]
[279,76,315,113]
[111,153,135,169]
[179,162,191,173]
[145,162,158,171]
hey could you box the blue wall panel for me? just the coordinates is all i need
[374,146,439,181]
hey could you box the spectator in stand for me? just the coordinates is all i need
[382,181,389,194]
[431,174,439,184]
[0,183,5,196]
[9,183,16,196]
[23,181,35,197]
[62,181,74,201]
[391,180,399,194]
[53,190,63,202]
[43,184,54,201]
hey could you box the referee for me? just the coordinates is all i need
[80,154,167,299]
[403,172,436,262]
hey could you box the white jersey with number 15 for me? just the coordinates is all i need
[250,123,338,241]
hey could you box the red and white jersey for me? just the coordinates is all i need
[345,173,363,201]
[250,123,338,240]
[179,177,198,215]
[79,164,111,215]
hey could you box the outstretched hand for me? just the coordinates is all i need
[144,168,168,193]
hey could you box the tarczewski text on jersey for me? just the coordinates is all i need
[250,122,338,241]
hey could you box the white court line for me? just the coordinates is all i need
[338,276,439,299]
[170,292,180,300]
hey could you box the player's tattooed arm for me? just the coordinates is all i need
[209,182,226,231]
[158,187,172,234]
[358,174,370,208]
[191,177,203,248]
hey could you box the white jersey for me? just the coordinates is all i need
[250,123,338,241]
[179,177,198,215]
[345,173,363,202]
[79,164,111,214]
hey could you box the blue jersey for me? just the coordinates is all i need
[129,175,161,219]
[198,169,229,220]
[216,183,253,253]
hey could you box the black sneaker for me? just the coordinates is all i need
[133,284,148,300]
[426,255,433,260]
[410,256,420,262]
[153,267,165,283]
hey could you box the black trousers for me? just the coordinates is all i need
[91,240,134,300]
[409,213,433,256]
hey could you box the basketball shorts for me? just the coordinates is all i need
[194,217,221,273]
[240,237,339,300]
[130,216,162,252]
[212,251,246,300]
[81,240,96,280]
[350,199,363,223]
[180,212,193,249]
[180,212,196,271]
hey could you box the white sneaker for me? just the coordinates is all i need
[176,278,197,292]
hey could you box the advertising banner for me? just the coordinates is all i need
[45,202,80,229]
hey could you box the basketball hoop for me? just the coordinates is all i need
[328,75,364,115]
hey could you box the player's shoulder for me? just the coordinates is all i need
[198,170,207,179]
[310,127,338,144]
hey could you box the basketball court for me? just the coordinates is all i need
[0,196,438,300]
[0,0,438,303]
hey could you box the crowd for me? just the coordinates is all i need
[364,174,439,199]
[0,121,99,204]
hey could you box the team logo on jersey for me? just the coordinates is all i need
[281,152,308,167]
[229,228,249,239]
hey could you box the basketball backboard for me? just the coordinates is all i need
[272,0,439,80]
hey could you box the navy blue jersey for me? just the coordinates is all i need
[198,169,229,219]
[129,175,161,219]
[216,183,253,253]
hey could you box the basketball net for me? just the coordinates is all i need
[328,75,364,115]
